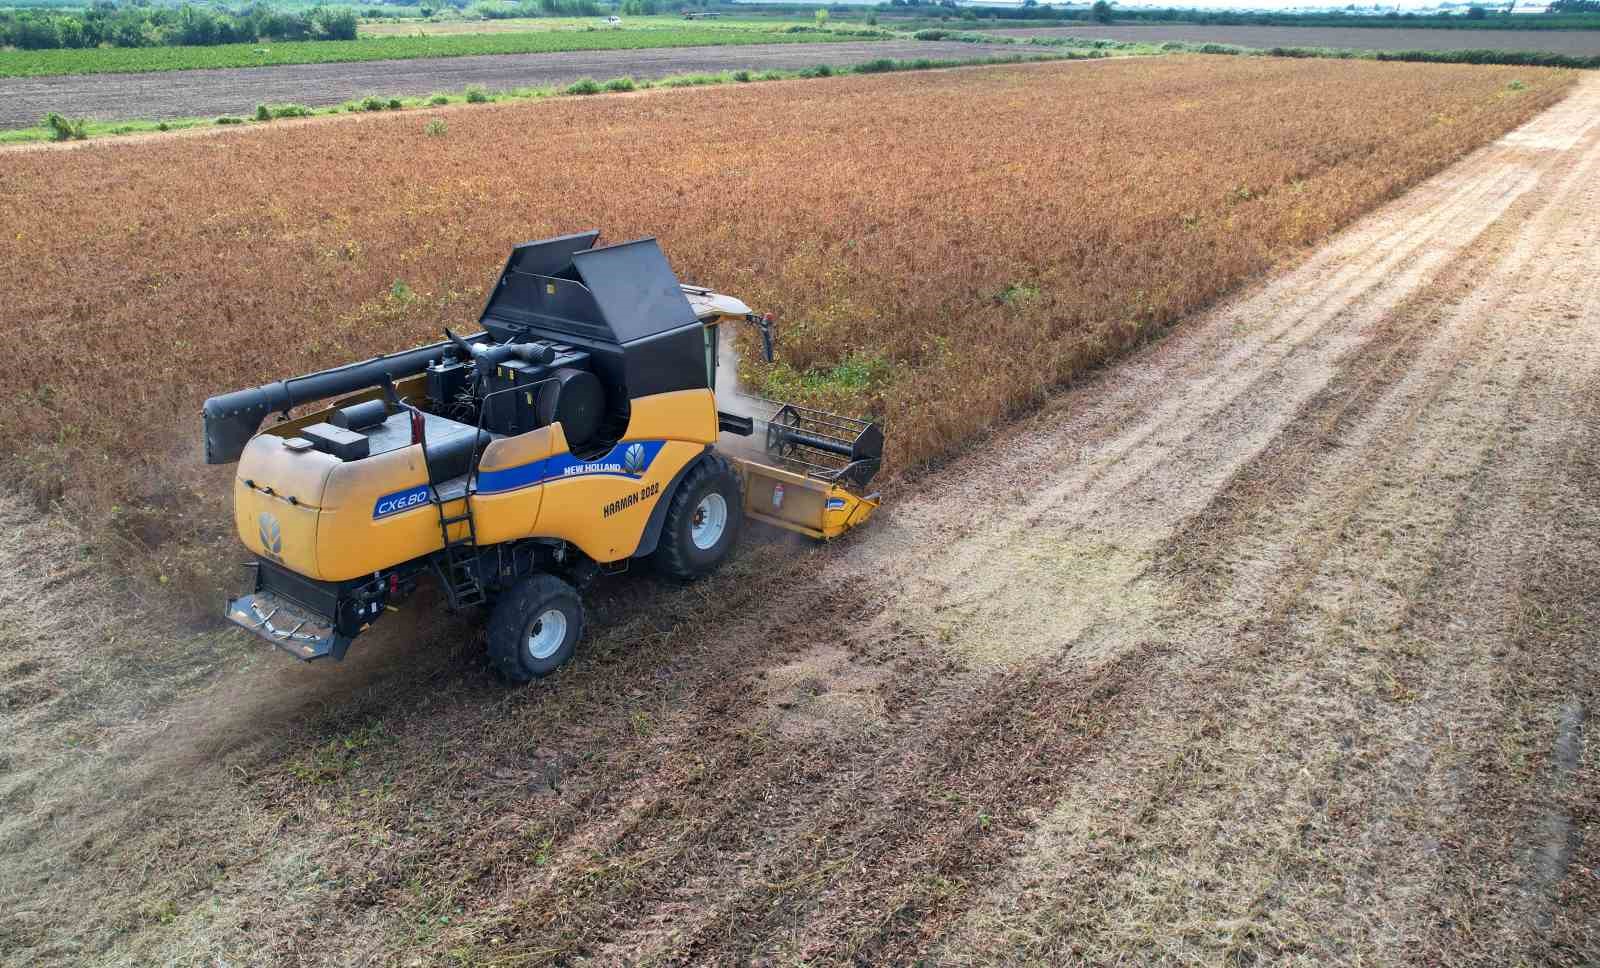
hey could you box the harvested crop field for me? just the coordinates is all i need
[989,22,1600,56]
[2,65,1598,966]
[0,39,1017,128]
[0,56,1572,597]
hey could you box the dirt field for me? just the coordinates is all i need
[355,16,786,37]
[991,23,1600,54]
[2,73,1595,966]
[0,39,1014,128]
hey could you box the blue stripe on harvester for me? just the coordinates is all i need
[476,439,666,496]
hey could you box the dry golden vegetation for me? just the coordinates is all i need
[0,56,1573,590]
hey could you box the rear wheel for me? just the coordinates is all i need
[487,573,584,682]
[654,454,743,580]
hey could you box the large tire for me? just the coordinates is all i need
[654,454,743,580]
[486,573,584,682]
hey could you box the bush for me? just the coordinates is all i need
[914,29,950,40]
[388,98,403,110]
[42,112,87,141]
[215,115,245,125]
[854,58,897,74]
[799,64,835,78]
[604,77,635,92]
[13,18,61,50]
[732,69,751,82]
[362,96,386,112]
[464,86,489,103]
[565,77,603,95]
[430,93,450,105]
[247,102,314,122]
[312,7,359,41]
[661,73,719,88]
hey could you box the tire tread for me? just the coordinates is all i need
[655,454,742,581]
[486,572,583,682]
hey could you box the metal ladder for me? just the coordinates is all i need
[413,401,487,611]
[433,498,485,610]
[416,376,553,610]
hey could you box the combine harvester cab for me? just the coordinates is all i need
[202,231,882,678]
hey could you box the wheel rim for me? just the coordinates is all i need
[526,608,568,661]
[691,493,728,551]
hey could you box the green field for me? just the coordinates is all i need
[0,22,887,78]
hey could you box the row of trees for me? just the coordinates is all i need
[468,0,605,18]
[887,0,1081,18]
[0,3,358,51]
[1096,3,1600,24]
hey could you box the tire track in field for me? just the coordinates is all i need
[856,126,1543,672]
[931,76,1600,967]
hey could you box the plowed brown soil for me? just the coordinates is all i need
[2,76,1597,968]
[0,39,1017,129]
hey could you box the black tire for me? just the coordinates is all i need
[486,573,584,682]
[654,454,743,580]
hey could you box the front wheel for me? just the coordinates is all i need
[654,454,743,580]
[486,573,585,682]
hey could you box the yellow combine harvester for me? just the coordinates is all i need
[202,232,882,680]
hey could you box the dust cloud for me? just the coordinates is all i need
[715,329,773,463]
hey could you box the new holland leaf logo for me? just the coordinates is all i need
[623,443,647,475]
[257,511,282,556]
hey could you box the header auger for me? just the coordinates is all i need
[202,231,882,680]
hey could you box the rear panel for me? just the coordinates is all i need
[317,445,468,581]
[234,479,323,577]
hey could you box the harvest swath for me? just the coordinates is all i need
[0,56,1572,589]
